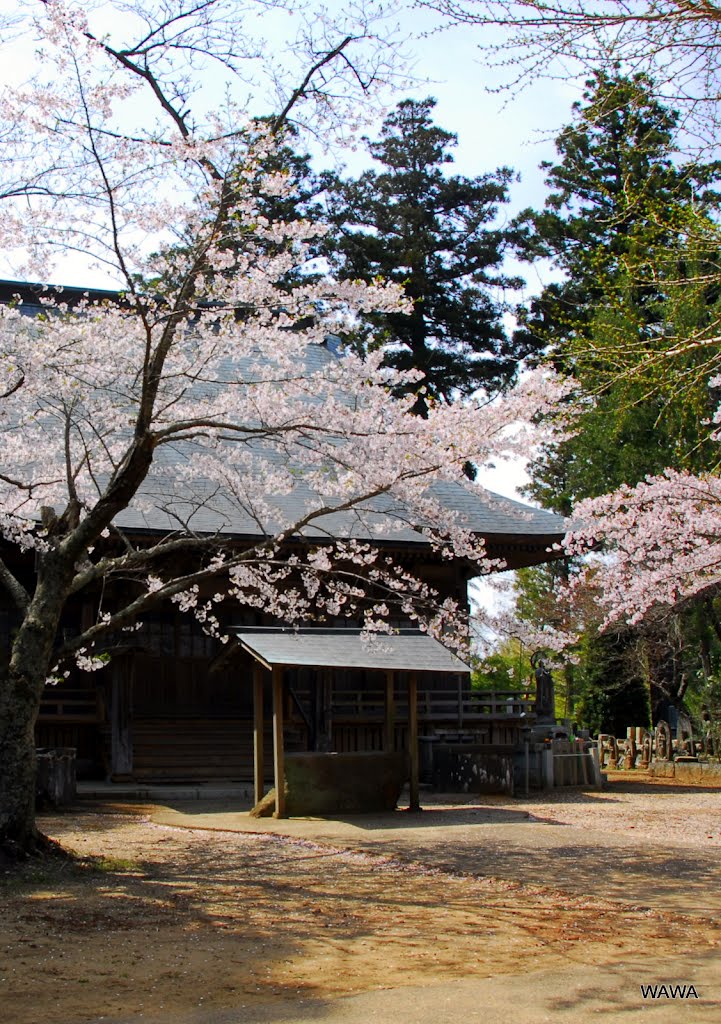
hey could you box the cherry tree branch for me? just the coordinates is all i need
[0,555,30,613]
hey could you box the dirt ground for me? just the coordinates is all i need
[3,778,721,1024]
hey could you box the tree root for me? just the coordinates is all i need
[1,830,71,867]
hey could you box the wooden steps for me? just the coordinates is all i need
[131,718,269,781]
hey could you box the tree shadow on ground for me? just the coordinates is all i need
[16,806,721,1024]
[360,830,721,918]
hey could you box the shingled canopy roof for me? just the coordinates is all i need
[234,626,470,673]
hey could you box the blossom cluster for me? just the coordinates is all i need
[566,470,721,625]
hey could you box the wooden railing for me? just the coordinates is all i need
[418,689,534,720]
[39,688,99,722]
[291,688,535,723]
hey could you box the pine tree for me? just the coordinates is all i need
[518,72,721,510]
[513,73,721,730]
[325,98,528,414]
[156,123,325,299]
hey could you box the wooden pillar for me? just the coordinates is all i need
[110,656,133,780]
[385,670,395,752]
[408,671,420,812]
[323,668,333,752]
[312,668,321,751]
[253,663,265,806]
[272,665,286,819]
[312,668,333,752]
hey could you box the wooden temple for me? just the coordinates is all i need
[0,280,568,802]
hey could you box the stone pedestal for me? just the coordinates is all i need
[251,751,408,817]
[36,747,77,807]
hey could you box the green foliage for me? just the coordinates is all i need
[500,557,721,732]
[479,558,655,729]
[472,638,533,691]
[325,97,533,413]
[517,71,720,326]
[518,72,721,512]
[516,74,721,730]
[574,630,651,735]
[87,855,141,874]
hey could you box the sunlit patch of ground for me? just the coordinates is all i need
[3,785,721,1024]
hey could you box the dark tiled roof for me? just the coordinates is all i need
[3,279,566,553]
[115,473,565,545]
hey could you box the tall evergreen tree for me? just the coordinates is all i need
[325,98,528,414]
[156,123,325,298]
[510,73,721,728]
[517,72,721,511]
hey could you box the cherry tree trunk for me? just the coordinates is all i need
[0,669,43,852]
[0,569,70,854]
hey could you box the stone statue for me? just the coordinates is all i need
[531,651,555,724]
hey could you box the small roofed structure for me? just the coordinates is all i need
[235,627,469,817]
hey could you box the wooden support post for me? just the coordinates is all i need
[323,668,333,752]
[253,663,264,807]
[408,671,420,812]
[312,668,321,751]
[272,665,286,819]
[313,668,333,752]
[385,670,395,752]
[110,657,133,780]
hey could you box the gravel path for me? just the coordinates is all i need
[511,781,721,848]
[148,778,721,918]
[14,777,720,1024]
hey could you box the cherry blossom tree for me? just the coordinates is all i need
[0,1,564,854]
[567,469,721,626]
[423,0,721,145]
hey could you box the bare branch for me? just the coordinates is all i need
[422,0,721,143]
[272,35,354,132]
[0,555,30,613]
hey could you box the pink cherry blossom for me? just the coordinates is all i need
[567,470,721,626]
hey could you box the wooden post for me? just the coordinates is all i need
[312,668,321,751]
[323,668,333,752]
[253,663,264,806]
[385,670,395,752]
[408,671,420,812]
[272,665,286,818]
[313,668,333,752]
[110,656,133,780]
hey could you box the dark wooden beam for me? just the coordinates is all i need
[408,671,420,812]
[272,665,286,819]
[253,663,265,806]
[322,668,333,751]
[110,657,133,780]
[385,669,395,752]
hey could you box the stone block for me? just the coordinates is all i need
[250,751,408,817]
[36,747,77,807]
